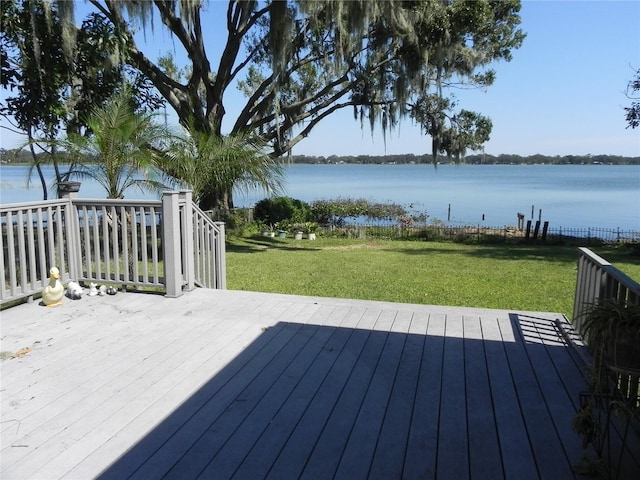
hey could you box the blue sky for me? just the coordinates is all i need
[296,0,640,157]
[1,0,639,157]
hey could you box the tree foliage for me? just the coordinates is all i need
[58,88,173,199]
[1,0,164,198]
[1,0,164,137]
[164,125,285,208]
[8,0,525,208]
[625,67,640,129]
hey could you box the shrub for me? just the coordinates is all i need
[310,198,410,226]
[254,197,311,226]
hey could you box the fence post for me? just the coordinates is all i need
[180,190,196,292]
[162,191,182,298]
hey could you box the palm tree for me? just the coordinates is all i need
[165,125,285,210]
[61,87,174,199]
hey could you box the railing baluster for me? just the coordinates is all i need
[55,205,68,273]
[46,206,56,275]
[26,209,37,292]
[130,206,139,284]
[81,206,92,280]
[36,208,47,288]
[150,207,159,284]
[0,217,6,299]
[6,211,17,297]
[101,206,111,282]
[91,206,101,279]
[120,205,129,283]
[112,206,120,283]
[16,210,28,294]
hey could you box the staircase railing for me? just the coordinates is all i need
[192,202,226,289]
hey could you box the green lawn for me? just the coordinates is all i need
[226,236,640,317]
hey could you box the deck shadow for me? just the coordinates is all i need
[97,315,640,480]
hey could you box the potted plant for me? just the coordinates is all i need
[572,299,640,470]
[260,223,275,237]
[275,221,289,238]
[304,222,319,240]
[580,299,640,375]
[290,222,304,240]
[57,181,81,195]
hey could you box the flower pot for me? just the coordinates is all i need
[307,233,316,240]
[57,181,81,194]
[262,231,275,237]
[605,333,640,375]
[277,230,287,238]
[294,232,303,240]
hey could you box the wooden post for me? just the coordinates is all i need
[533,220,540,239]
[214,222,227,289]
[180,190,195,292]
[62,194,82,282]
[542,221,549,240]
[162,191,182,298]
[525,220,532,238]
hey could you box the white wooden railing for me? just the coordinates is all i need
[1,190,226,305]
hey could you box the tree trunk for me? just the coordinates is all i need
[28,133,48,200]
[198,188,235,211]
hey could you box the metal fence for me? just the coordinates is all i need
[204,206,639,244]
[318,223,640,244]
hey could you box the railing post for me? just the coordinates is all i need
[180,190,195,292]
[62,192,82,282]
[162,191,183,298]
[214,221,227,289]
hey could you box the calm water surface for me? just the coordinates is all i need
[1,163,639,230]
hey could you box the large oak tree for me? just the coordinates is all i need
[9,0,526,208]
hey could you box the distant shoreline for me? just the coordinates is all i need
[284,153,640,166]
[2,158,639,167]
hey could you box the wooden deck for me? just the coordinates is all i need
[1,289,639,479]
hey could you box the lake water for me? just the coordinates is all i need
[1,163,639,230]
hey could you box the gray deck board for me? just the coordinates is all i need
[2,288,639,479]
[464,314,504,478]
[402,313,446,479]
[482,315,541,479]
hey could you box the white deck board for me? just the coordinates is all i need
[2,288,639,479]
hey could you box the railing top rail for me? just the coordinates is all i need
[578,246,640,297]
[72,198,163,208]
[1,197,166,212]
[192,202,223,230]
[1,198,70,212]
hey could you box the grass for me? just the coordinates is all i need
[226,236,640,317]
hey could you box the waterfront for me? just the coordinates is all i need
[1,163,638,230]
